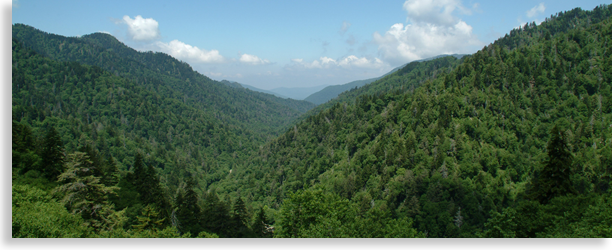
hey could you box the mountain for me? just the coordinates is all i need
[304,54,466,105]
[219,80,314,113]
[12,24,312,136]
[11,24,317,237]
[210,4,612,237]
[269,85,329,100]
[11,4,612,238]
[238,82,290,99]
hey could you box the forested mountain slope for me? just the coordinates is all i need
[304,54,465,105]
[304,77,382,105]
[11,4,612,238]
[12,24,315,136]
[213,5,612,237]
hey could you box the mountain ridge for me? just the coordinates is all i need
[304,54,467,105]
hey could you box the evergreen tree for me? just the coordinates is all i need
[101,155,120,187]
[202,192,231,237]
[252,207,272,238]
[230,197,251,238]
[529,126,576,203]
[78,144,104,178]
[174,179,203,236]
[132,153,171,224]
[131,204,165,233]
[54,152,124,232]
[41,127,65,181]
[11,112,18,154]
[12,122,40,174]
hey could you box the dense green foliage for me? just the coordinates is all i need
[213,4,612,237]
[12,4,612,238]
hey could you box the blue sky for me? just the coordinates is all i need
[11,0,610,89]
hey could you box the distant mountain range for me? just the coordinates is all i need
[268,85,329,100]
[221,80,327,101]
[222,54,466,105]
[221,81,291,99]
[304,54,466,105]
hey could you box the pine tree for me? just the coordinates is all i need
[41,127,65,181]
[529,126,576,203]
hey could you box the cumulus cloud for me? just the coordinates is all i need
[526,3,546,18]
[122,15,161,41]
[239,54,271,65]
[291,55,386,69]
[156,40,225,63]
[373,0,481,65]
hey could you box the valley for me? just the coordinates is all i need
[11,4,612,238]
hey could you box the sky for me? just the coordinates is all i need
[11,0,611,90]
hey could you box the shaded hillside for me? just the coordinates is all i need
[220,80,315,113]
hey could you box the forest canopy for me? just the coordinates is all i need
[11,4,612,238]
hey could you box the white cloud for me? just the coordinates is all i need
[156,40,225,63]
[294,57,335,69]
[239,54,271,65]
[291,56,386,69]
[373,0,481,65]
[403,0,473,25]
[338,55,385,68]
[526,3,546,18]
[122,15,161,41]
[339,21,351,35]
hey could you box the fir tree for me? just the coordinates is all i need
[175,178,203,236]
[132,204,165,233]
[252,207,272,238]
[54,152,124,232]
[230,197,251,238]
[41,127,65,181]
[132,153,171,224]
[101,155,120,187]
[529,126,576,203]
[78,144,103,178]
[202,192,231,237]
